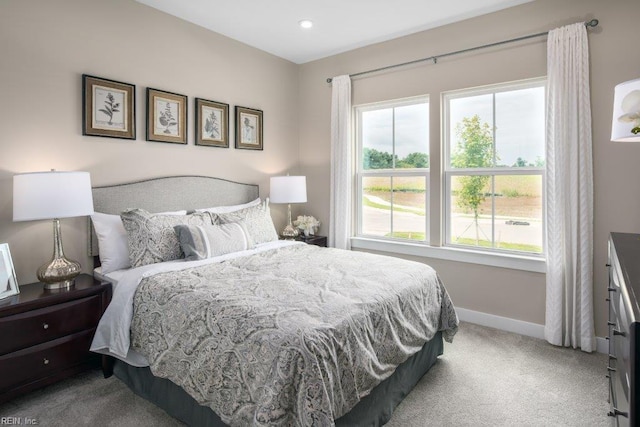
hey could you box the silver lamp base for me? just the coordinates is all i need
[38,218,81,290]
[280,203,299,240]
[37,258,80,290]
[281,223,299,240]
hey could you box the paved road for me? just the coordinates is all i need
[361,200,542,248]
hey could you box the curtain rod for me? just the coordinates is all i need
[326,19,599,84]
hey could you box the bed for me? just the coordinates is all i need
[88,175,458,427]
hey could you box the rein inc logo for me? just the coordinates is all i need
[0,418,38,425]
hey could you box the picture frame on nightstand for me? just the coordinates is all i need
[0,243,19,300]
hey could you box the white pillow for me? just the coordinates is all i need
[215,199,278,245]
[195,198,261,214]
[174,221,255,260]
[91,210,186,274]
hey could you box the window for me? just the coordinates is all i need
[443,78,546,255]
[355,97,429,242]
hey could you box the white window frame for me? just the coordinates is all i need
[442,77,546,257]
[350,79,548,273]
[354,96,430,244]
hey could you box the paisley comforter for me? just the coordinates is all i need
[130,244,458,426]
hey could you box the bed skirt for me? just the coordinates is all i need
[113,331,444,426]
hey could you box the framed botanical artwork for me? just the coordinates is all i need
[146,88,187,144]
[82,74,135,139]
[235,106,263,150]
[195,98,229,148]
[0,244,19,300]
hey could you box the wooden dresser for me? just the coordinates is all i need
[0,274,111,403]
[608,232,640,426]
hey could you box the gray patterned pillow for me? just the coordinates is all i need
[120,209,215,267]
[174,221,255,260]
[215,199,278,245]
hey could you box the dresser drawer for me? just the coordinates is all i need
[0,329,96,394]
[0,295,102,355]
[612,330,631,399]
[611,370,631,427]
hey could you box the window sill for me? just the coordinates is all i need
[350,237,546,273]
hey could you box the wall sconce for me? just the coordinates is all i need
[612,77,640,142]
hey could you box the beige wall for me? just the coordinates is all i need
[298,0,640,338]
[0,0,300,284]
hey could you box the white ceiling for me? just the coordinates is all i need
[135,0,534,64]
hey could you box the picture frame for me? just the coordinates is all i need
[0,244,19,300]
[235,106,263,150]
[195,98,229,148]
[82,74,136,140]
[146,88,187,144]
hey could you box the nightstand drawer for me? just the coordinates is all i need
[0,329,96,394]
[297,235,327,247]
[0,295,102,355]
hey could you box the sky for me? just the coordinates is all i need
[360,85,545,167]
[449,86,545,166]
[362,102,429,159]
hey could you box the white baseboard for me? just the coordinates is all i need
[455,307,608,354]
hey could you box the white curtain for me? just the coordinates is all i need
[329,75,352,250]
[545,23,595,352]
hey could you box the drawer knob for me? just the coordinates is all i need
[608,321,617,327]
[607,366,617,372]
[613,329,627,337]
[609,354,617,361]
[606,263,611,267]
[43,358,49,365]
[608,409,629,418]
[43,323,49,330]
[608,287,617,292]
[606,298,611,302]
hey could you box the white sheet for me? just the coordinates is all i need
[90,240,302,367]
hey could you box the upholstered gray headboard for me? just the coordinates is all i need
[88,175,259,257]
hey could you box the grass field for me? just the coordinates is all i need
[363,176,426,210]
[364,175,541,196]
[363,175,542,217]
[385,233,542,252]
[364,175,543,252]
[362,197,425,215]
[451,237,542,252]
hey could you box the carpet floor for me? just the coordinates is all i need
[0,322,609,426]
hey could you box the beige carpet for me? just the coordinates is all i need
[0,322,608,426]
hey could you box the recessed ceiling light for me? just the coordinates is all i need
[299,20,313,29]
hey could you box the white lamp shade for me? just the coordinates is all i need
[612,77,640,142]
[13,171,95,221]
[270,176,307,204]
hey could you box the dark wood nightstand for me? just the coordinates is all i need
[0,273,111,404]
[296,235,327,247]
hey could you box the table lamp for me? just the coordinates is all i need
[270,175,307,239]
[612,77,640,142]
[13,170,94,289]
